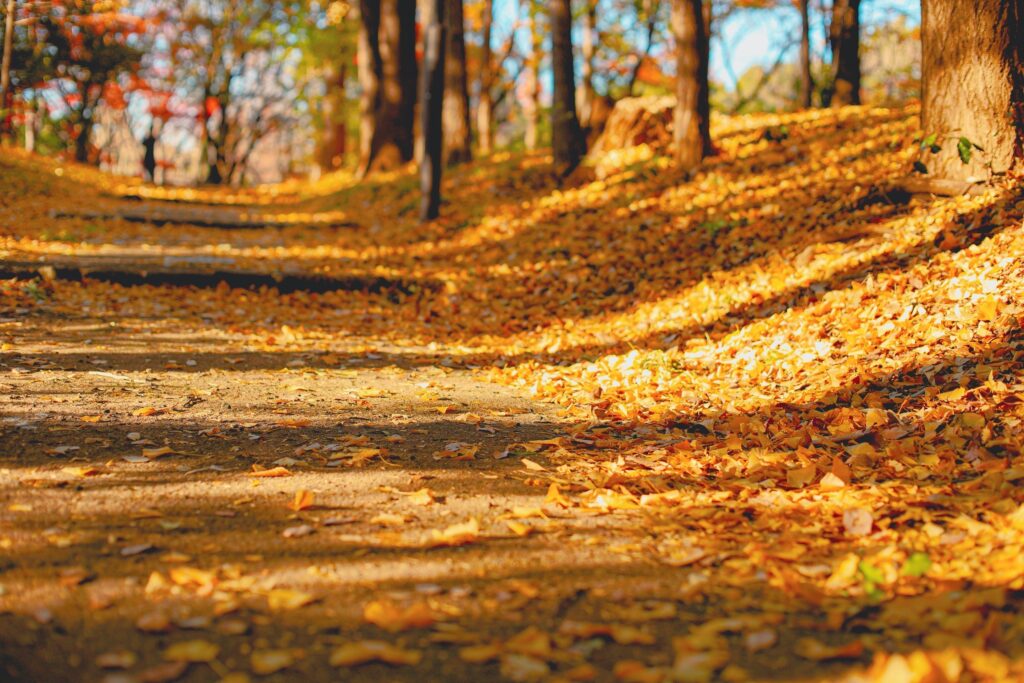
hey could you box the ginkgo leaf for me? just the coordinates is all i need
[329,641,422,667]
[163,639,220,662]
[286,490,315,511]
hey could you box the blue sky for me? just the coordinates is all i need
[491,0,920,91]
[714,0,921,87]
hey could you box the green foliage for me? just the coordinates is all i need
[901,552,932,577]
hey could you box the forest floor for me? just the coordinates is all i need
[1,104,1024,683]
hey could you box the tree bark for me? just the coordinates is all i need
[580,1,597,129]
[319,63,348,172]
[920,0,1023,183]
[523,0,541,151]
[359,0,416,176]
[477,0,494,154]
[829,0,860,107]
[420,0,446,220]
[357,0,381,175]
[798,0,813,108]
[0,0,13,140]
[672,0,711,171]
[550,0,585,173]
[443,0,471,163]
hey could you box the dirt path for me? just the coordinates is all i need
[3,180,1023,683]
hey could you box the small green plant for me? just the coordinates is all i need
[912,132,985,174]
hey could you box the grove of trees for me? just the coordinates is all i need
[0,0,1020,200]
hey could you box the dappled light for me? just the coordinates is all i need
[2,0,1024,681]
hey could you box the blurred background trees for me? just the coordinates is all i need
[0,0,963,186]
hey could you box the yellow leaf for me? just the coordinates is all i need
[251,466,292,478]
[329,641,422,667]
[786,464,817,488]
[977,295,999,321]
[287,490,315,511]
[938,387,967,402]
[506,520,533,537]
[429,518,480,547]
[267,588,315,611]
[404,488,435,506]
[458,644,503,663]
[163,640,220,663]
[132,407,162,417]
[545,482,570,507]
[62,466,103,478]
[363,600,435,632]
[143,446,175,459]
[819,472,846,491]
[251,650,295,675]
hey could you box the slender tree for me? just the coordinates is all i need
[523,0,541,151]
[0,0,14,140]
[829,0,860,106]
[671,0,711,171]
[477,0,494,154]
[550,0,585,173]
[357,0,381,174]
[920,0,1023,185]
[798,0,812,108]
[420,0,446,220]
[443,0,471,163]
[580,1,598,129]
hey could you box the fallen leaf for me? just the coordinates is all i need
[329,641,422,667]
[251,649,295,675]
[287,490,315,511]
[163,640,220,663]
[842,508,873,537]
[250,466,292,478]
[794,637,864,661]
[363,599,436,632]
[266,588,315,611]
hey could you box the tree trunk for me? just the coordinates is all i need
[443,0,471,163]
[671,0,711,171]
[477,0,494,155]
[580,1,597,129]
[798,0,813,108]
[829,0,860,107]
[550,0,585,173]
[921,0,1023,184]
[359,0,416,175]
[75,117,94,163]
[319,63,348,171]
[0,0,13,140]
[523,0,540,151]
[357,0,381,175]
[420,0,446,220]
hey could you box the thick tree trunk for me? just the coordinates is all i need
[420,0,446,220]
[319,64,348,172]
[357,0,382,175]
[0,0,13,140]
[671,0,711,171]
[798,0,813,108]
[580,1,597,129]
[829,0,860,107]
[921,0,1023,184]
[443,0,471,164]
[359,0,416,175]
[523,0,541,151]
[550,0,585,173]
[477,0,494,155]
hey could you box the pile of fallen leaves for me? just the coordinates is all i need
[2,103,1024,682]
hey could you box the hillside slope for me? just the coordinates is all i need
[1,105,1023,682]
